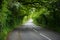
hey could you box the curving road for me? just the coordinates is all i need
[7,19,60,40]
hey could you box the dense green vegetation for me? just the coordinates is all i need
[0,0,30,40]
[32,0,60,32]
[0,0,60,40]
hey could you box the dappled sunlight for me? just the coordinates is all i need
[1,0,60,40]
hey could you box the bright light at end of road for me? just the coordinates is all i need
[24,19,34,25]
[28,19,33,23]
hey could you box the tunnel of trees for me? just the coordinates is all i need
[0,0,60,40]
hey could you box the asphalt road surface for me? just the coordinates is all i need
[7,19,60,40]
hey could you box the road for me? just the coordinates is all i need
[7,19,60,40]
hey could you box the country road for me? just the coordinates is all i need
[7,19,60,40]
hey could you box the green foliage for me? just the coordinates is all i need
[32,0,60,32]
[0,0,29,40]
[0,0,60,40]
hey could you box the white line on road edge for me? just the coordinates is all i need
[33,29,51,40]
[33,29,38,32]
[40,33,51,40]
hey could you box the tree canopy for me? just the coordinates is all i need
[0,0,60,40]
